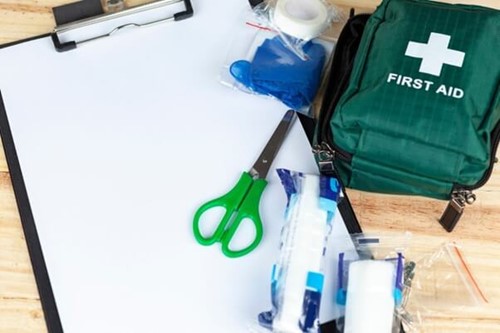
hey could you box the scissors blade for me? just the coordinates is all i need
[249,110,297,180]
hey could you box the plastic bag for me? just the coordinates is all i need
[220,1,340,115]
[332,233,412,333]
[255,169,342,333]
[254,0,340,59]
[400,242,488,332]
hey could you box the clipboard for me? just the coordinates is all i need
[0,0,360,332]
[51,0,193,51]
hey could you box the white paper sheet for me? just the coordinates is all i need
[0,0,353,332]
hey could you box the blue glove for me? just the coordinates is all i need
[230,37,326,110]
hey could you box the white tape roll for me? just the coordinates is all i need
[273,0,329,41]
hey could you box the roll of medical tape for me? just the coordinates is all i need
[273,0,329,41]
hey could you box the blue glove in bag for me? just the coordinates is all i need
[230,37,326,111]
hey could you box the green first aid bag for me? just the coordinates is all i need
[312,0,500,231]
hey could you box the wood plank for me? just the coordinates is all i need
[0,171,46,332]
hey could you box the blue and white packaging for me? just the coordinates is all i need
[256,169,341,333]
[332,233,412,333]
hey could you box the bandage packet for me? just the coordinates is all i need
[254,169,341,333]
[220,1,340,116]
[331,233,411,333]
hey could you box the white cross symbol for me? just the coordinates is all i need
[405,32,465,77]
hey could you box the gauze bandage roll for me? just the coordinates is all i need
[344,260,395,333]
[273,0,329,41]
[256,170,340,333]
[273,175,328,333]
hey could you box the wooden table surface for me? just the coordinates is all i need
[0,0,498,332]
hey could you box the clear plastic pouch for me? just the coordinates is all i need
[220,1,340,116]
[254,0,340,58]
[332,233,412,333]
[254,169,342,333]
[400,242,488,332]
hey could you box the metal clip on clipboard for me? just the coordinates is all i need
[51,0,193,52]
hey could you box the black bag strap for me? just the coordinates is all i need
[298,13,371,148]
[248,0,264,8]
[322,13,371,111]
[297,13,373,236]
[297,112,316,146]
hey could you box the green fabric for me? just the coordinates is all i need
[331,0,500,199]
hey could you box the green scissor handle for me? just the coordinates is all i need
[193,172,267,258]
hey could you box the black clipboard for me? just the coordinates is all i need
[1,2,194,331]
[0,1,361,331]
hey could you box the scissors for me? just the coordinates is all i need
[193,110,297,258]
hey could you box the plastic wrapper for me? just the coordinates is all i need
[332,233,412,333]
[254,0,341,59]
[400,242,488,332]
[220,1,341,115]
[250,219,486,333]
[329,238,487,333]
[253,169,342,333]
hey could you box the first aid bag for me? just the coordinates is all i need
[312,0,500,231]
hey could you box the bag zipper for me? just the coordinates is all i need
[439,121,500,231]
[312,141,351,173]
[311,142,362,234]
[314,51,355,163]
[439,189,476,232]
[318,111,499,233]
[314,14,370,168]
[313,60,354,169]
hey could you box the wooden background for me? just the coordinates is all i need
[0,0,498,332]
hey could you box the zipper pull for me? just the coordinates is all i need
[312,142,336,173]
[439,189,476,232]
